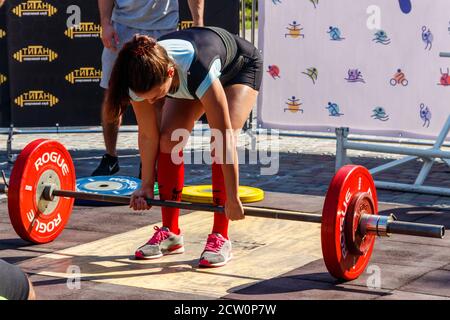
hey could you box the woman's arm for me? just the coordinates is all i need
[129,98,163,210]
[200,80,244,221]
[131,99,162,188]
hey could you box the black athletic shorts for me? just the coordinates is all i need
[158,27,263,95]
[223,35,263,91]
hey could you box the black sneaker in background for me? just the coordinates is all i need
[91,154,120,176]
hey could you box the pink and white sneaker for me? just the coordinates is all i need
[199,233,232,268]
[135,226,184,260]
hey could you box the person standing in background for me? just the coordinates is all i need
[93,0,204,176]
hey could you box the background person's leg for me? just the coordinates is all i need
[93,22,123,176]
[102,95,122,158]
[91,91,122,176]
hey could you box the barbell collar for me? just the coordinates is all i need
[42,185,56,202]
[359,214,393,237]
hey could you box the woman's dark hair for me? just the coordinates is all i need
[104,35,173,122]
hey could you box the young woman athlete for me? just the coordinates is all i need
[106,27,263,267]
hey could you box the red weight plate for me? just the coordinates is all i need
[321,165,378,281]
[8,139,76,244]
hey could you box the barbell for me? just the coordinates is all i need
[3,139,446,281]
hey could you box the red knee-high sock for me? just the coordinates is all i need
[157,152,184,235]
[212,162,229,239]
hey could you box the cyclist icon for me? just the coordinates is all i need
[390,69,408,86]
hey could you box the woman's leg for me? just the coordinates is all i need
[158,98,204,234]
[211,84,258,239]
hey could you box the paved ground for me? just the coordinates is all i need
[0,126,449,300]
[2,126,449,207]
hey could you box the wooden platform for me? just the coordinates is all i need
[17,211,322,298]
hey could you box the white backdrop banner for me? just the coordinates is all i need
[258,0,450,139]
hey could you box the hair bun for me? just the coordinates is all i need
[132,35,157,56]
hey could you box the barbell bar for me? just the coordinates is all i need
[4,139,447,281]
[43,187,444,239]
[44,186,324,222]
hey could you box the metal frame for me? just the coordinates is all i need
[2,123,212,163]
[2,124,138,163]
[335,116,450,196]
[241,0,257,132]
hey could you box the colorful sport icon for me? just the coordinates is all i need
[267,65,281,79]
[328,26,345,41]
[439,68,450,86]
[371,107,390,122]
[422,26,433,51]
[285,21,305,39]
[302,67,318,84]
[345,69,365,83]
[419,103,431,128]
[326,102,344,117]
[284,96,303,113]
[390,69,408,86]
[310,0,319,9]
[398,0,412,14]
[373,30,391,45]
